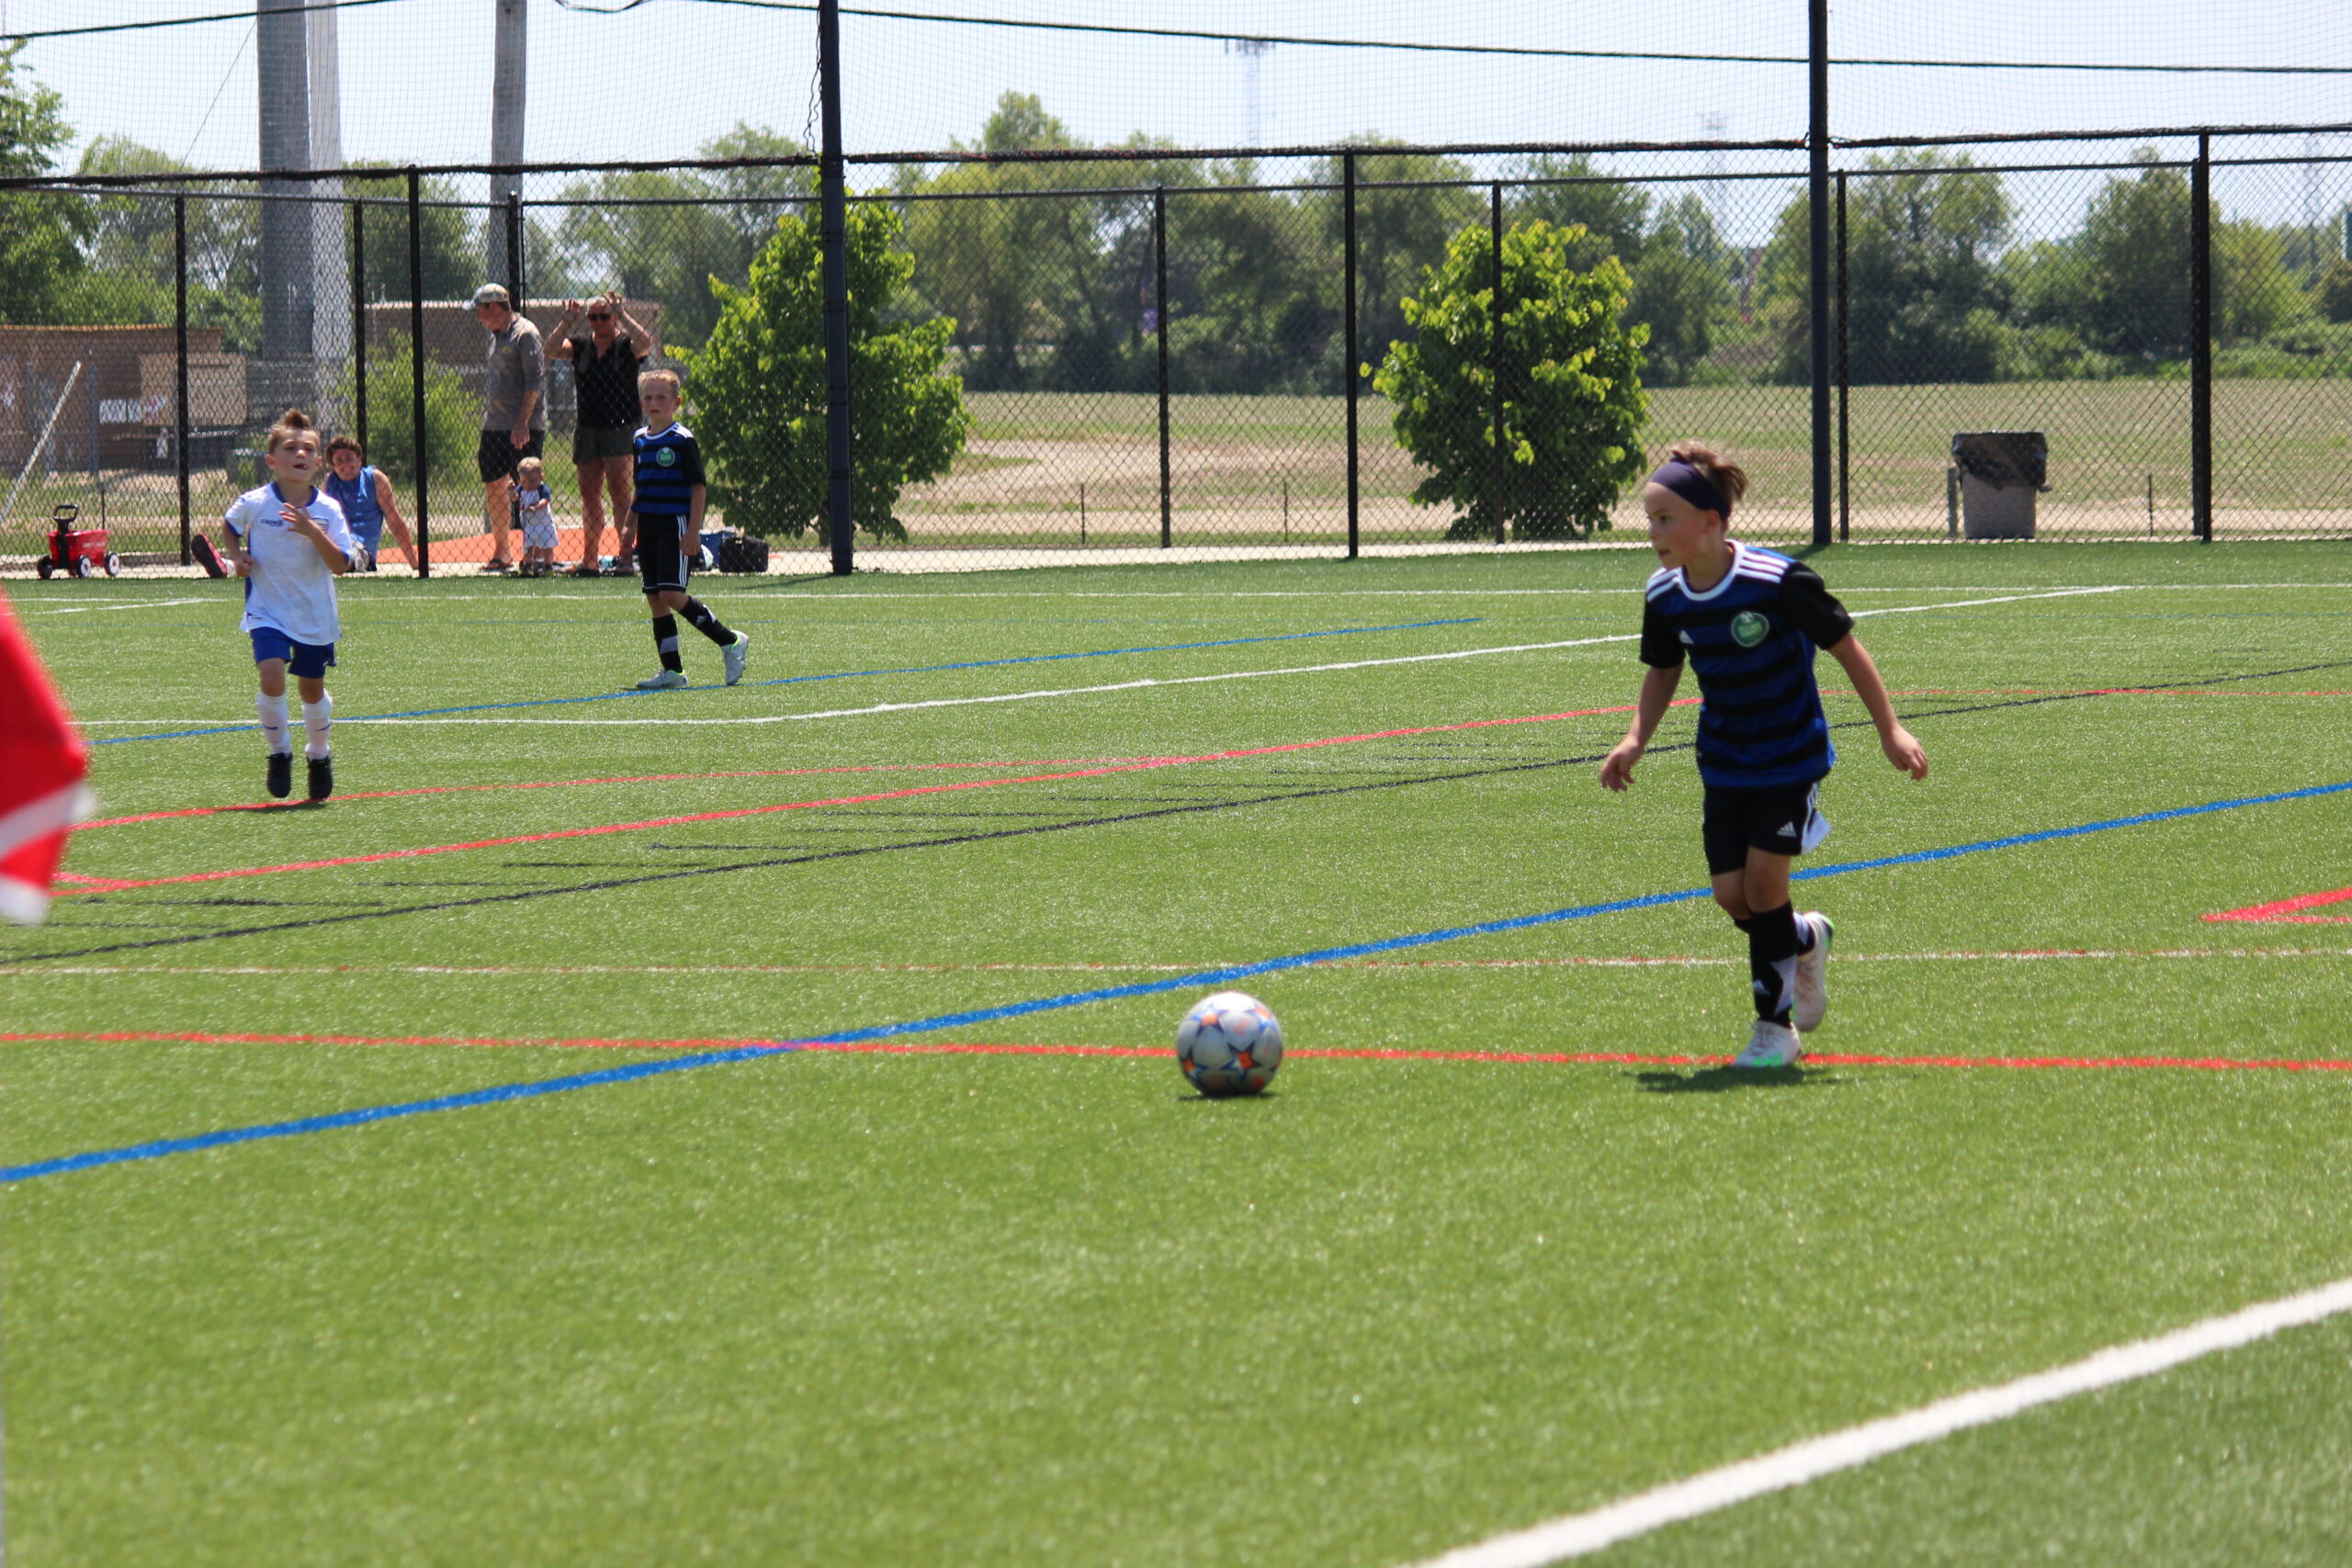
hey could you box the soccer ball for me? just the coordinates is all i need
[1176,991,1283,1097]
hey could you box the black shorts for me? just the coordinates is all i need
[476,427,546,484]
[635,513,692,592]
[1702,779,1828,876]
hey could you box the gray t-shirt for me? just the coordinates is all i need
[481,316,547,432]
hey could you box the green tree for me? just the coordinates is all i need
[324,332,476,489]
[71,136,260,344]
[2320,259,2352,324]
[1627,193,1734,386]
[1758,152,2010,384]
[1167,177,1333,393]
[2075,153,2191,358]
[2215,220,2309,344]
[1373,220,1648,539]
[344,165,476,303]
[1314,139,1480,385]
[901,94,1183,393]
[0,41,89,323]
[1516,154,1650,273]
[690,201,967,542]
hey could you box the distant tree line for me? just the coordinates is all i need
[6,56,2350,386]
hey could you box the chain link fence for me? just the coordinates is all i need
[3,130,2346,576]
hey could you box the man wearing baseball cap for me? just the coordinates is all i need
[473,283,545,575]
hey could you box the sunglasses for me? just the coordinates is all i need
[586,311,613,321]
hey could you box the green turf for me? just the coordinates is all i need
[5,542,2351,1565]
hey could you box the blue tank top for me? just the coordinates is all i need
[322,467,384,545]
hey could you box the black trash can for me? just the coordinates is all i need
[1951,431,2048,539]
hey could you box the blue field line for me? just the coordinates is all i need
[0,1046,789,1182]
[7,776,2346,1185]
[87,617,1482,745]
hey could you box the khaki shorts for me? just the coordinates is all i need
[573,424,637,465]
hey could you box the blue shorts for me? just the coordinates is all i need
[249,626,337,678]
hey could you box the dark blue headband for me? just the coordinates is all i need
[1648,459,1730,519]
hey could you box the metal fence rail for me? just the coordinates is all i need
[0,129,2346,576]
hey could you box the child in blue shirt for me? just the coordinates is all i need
[1601,443,1928,1068]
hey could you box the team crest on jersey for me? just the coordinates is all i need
[655,447,677,467]
[1730,610,1770,648]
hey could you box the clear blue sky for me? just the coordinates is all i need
[8,0,2349,238]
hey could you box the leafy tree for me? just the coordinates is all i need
[1516,154,1650,273]
[1627,193,1734,386]
[1314,139,1480,386]
[1167,178,1333,393]
[343,165,476,304]
[70,137,258,344]
[690,201,967,543]
[324,332,477,489]
[2075,153,2191,358]
[552,125,813,352]
[2321,259,2352,324]
[0,41,89,324]
[1759,152,2010,384]
[1373,219,1647,539]
[901,95,1182,394]
[2214,220,2309,344]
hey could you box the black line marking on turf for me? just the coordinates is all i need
[13,658,2337,965]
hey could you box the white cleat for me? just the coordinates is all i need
[633,669,689,691]
[723,631,751,686]
[1792,910,1834,1032]
[1731,1019,1804,1070]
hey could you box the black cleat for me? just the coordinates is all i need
[192,534,227,578]
[266,750,293,799]
[307,755,334,802]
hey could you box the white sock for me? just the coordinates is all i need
[301,694,333,760]
[256,691,290,755]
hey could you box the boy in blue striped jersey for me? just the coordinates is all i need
[628,369,749,690]
[1601,443,1928,1068]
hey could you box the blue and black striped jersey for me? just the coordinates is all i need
[1639,542,1855,788]
[632,422,707,516]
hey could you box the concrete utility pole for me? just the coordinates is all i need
[309,1,348,417]
[256,0,314,368]
[490,0,527,287]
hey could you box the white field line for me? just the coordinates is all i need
[337,588,2132,729]
[8,949,2346,978]
[319,581,2319,604]
[16,596,214,616]
[1409,1272,2352,1568]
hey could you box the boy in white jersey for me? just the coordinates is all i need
[219,409,359,802]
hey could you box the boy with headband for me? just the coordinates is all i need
[1600,442,1928,1069]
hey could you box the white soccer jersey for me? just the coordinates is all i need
[223,482,357,646]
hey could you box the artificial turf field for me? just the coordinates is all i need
[6,541,2352,1566]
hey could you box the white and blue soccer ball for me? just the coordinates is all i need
[1176,990,1283,1097]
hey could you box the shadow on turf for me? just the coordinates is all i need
[1633,1066,1832,1094]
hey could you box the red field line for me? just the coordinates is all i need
[59,703,1678,895]
[12,1030,2351,1075]
[2204,886,2352,925]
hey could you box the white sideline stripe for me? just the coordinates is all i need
[317,581,2307,604]
[1409,1272,2352,1568]
[339,588,2131,728]
[16,597,213,616]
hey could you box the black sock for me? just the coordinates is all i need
[680,596,735,646]
[651,613,683,672]
[1747,903,1802,1024]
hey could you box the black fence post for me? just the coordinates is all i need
[2191,132,2213,543]
[174,194,191,565]
[1808,0,1832,547]
[1156,185,1170,550]
[1343,150,1358,561]
[351,200,368,455]
[505,190,525,314]
[1836,170,1849,544]
[408,165,431,577]
[819,0,854,576]
[1489,182,1504,547]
